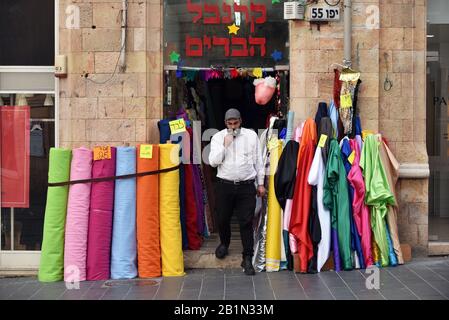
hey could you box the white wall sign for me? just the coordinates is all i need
[308,5,340,22]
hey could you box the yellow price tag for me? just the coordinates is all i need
[348,151,355,165]
[318,134,328,148]
[340,94,352,109]
[169,119,186,135]
[93,146,112,161]
[140,145,153,159]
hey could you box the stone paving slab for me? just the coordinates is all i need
[1,257,448,300]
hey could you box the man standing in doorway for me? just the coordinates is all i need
[209,108,266,276]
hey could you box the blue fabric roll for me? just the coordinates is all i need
[111,146,137,279]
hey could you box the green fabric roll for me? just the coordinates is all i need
[38,148,72,282]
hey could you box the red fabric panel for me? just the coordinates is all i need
[1,106,30,208]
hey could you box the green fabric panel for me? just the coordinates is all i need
[38,148,72,282]
[360,135,395,267]
[323,139,352,270]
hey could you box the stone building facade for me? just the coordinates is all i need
[57,0,430,255]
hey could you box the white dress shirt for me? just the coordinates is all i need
[208,127,264,186]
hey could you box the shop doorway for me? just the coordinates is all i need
[162,67,289,260]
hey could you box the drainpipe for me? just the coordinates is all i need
[343,0,352,68]
[119,0,128,72]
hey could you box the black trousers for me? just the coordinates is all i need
[215,181,257,257]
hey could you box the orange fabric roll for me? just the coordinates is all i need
[136,145,160,278]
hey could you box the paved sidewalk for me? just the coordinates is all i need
[1,257,448,300]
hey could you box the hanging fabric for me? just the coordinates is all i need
[323,139,353,271]
[340,137,365,269]
[347,139,374,268]
[360,134,396,267]
[290,119,317,273]
[379,138,404,264]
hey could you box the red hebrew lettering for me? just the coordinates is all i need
[249,37,266,56]
[212,37,230,56]
[250,2,267,33]
[187,0,202,23]
[222,2,232,24]
[186,35,203,56]
[231,38,249,57]
[203,35,212,50]
[204,4,220,24]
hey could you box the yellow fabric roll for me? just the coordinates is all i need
[159,144,185,277]
[266,139,283,272]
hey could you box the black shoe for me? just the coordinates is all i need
[241,256,255,276]
[215,244,228,259]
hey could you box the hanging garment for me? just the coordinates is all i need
[307,140,330,272]
[386,223,398,266]
[253,127,272,271]
[314,102,329,136]
[290,119,317,273]
[323,139,353,270]
[360,134,396,267]
[340,138,365,269]
[253,177,269,272]
[339,71,361,137]
[266,140,283,272]
[355,116,363,151]
[284,124,304,254]
[379,138,404,264]
[274,141,300,210]
[347,139,374,267]
[319,118,333,166]
[329,100,339,139]
[184,164,202,250]
[64,147,92,282]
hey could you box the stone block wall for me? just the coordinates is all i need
[58,0,162,149]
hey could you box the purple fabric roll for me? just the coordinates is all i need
[86,147,116,281]
[332,228,342,272]
[192,165,205,235]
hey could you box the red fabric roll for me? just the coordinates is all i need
[184,164,202,250]
[290,119,317,273]
[86,147,116,281]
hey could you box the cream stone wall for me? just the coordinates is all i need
[58,0,161,149]
[59,0,429,253]
[289,0,428,254]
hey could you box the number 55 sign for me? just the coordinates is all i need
[309,6,340,22]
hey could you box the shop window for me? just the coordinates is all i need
[1,93,55,251]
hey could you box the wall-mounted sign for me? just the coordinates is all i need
[164,0,289,67]
[308,5,340,22]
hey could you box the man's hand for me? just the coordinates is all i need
[257,185,266,197]
[224,134,234,148]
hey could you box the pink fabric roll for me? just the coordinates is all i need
[86,147,116,281]
[64,147,93,282]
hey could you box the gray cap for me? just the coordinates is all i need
[224,108,241,121]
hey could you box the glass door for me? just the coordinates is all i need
[427,2,449,243]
